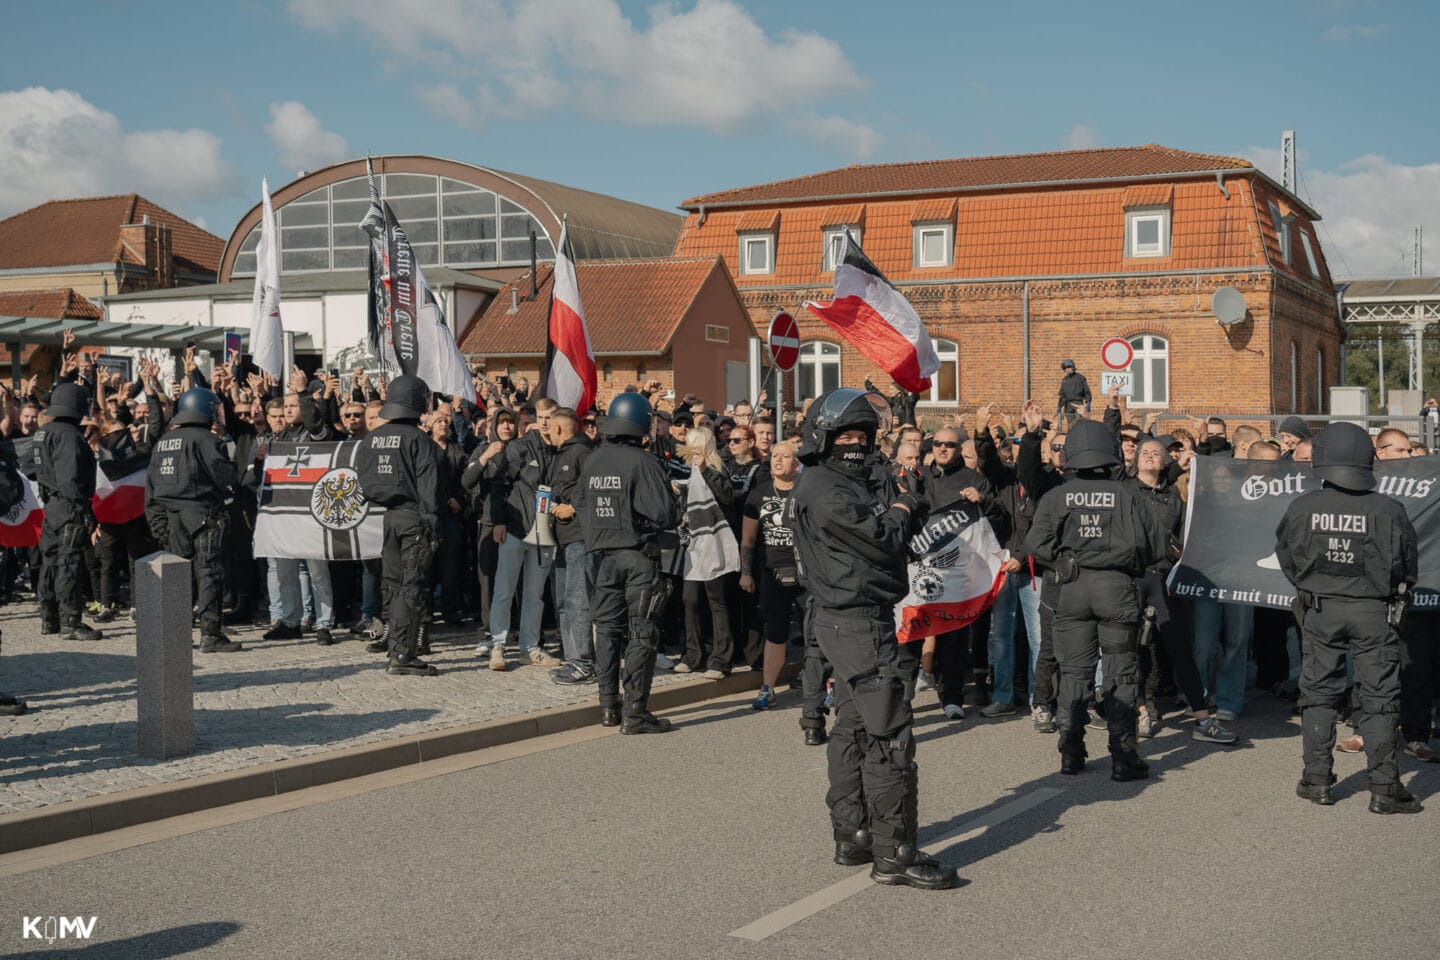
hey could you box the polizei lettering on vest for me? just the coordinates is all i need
[589,476,623,491]
[1065,491,1115,509]
[1310,513,1367,533]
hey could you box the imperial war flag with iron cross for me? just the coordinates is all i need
[253,441,385,560]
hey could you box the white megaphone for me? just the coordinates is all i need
[524,484,557,547]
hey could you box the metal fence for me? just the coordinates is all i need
[1136,413,1439,450]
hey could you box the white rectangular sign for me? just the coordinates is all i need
[1100,369,1133,397]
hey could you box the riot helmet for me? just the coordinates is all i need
[1063,419,1121,472]
[1311,421,1375,491]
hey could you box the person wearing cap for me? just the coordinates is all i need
[1276,416,1312,459]
[355,375,444,677]
[1276,422,1421,813]
[654,408,692,462]
[1024,419,1167,782]
[34,382,104,641]
[1055,359,1092,429]
[145,388,240,652]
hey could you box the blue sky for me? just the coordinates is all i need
[2,0,1436,277]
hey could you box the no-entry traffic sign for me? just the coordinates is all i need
[1100,337,1133,371]
[768,311,800,372]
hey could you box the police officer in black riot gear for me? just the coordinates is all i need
[577,392,680,734]
[1276,422,1422,814]
[34,382,102,641]
[355,375,443,677]
[145,388,241,652]
[789,388,959,892]
[1024,419,1166,781]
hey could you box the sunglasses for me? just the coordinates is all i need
[728,437,751,444]
[932,440,958,449]
[1051,443,1065,452]
[343,413,363,419]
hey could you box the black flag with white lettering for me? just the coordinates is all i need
[383,205,420,378]
[1168,456,1440,610]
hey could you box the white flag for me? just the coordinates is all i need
[249,178,285,379]
[413,258,476,404]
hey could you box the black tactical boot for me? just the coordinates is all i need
[1369,787,1423,815]
[415,623,432,657]
[621,711,673,735]
[1111,753,1150,782]
[870,844,960,890]
[600,704,622,727]
[804,726,828,747]
[366,622,391,654]
[1296,774,1337,806]
[63,622,103,642]
[387,655,438,677]
[200,634,243,653]
[40,605,60,635]
[94,603,119,623]
[0,693,26,716]
[1060,753,1086,776]
[834,827,873,866]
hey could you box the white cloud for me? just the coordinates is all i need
[791,115,881,161]
[1323,23,1388,41]
[291,0,867,151]
[0,86,237,218]
[266,100,350,175]
[1244,144,1440,278]
[1062,124,1101,150]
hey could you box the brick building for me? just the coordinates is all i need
[458,257,752,409]
[674,145,1341,418]
[0,194,222,376]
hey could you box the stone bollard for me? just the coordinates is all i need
[135,551,195,759]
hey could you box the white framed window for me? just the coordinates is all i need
[824,227,862,272]
[738,232,773,275]
[1127,334,1169,406]
[922,339,959,403]
[912,223,953,268]
[1270,201,1292,265]
[795,341,841,402]
[1300,230,1320,277]
[1316,347,1325,413]
[1125,207,1170,258]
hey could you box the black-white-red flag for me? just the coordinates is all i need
[542,221,597,413]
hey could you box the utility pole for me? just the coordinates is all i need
[1415,226,1424,277]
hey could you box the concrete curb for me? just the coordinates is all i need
[0,666,792,856]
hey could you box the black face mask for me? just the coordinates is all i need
[828,443,871,478]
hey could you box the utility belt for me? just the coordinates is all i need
[1291,589,1406,629]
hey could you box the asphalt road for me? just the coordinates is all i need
[3,689,1437,960]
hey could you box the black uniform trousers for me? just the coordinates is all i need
[381,508,434,661]
[39,499,90,627]
[1298,596,1402,795]
[96,517,154,608]
[1050,568,1141,760]
[592,548,667,716]
[225,501,259,615]
[1399,612,1439,744]
[155,507,226,637]
[1135,572,1206,713]
[1033,575,1060,710]
[811,605,917,853]
[799,595,834,731]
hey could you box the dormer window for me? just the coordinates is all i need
[824,226,861,272]
[738,231,773,275]
[1125,207,1170,258]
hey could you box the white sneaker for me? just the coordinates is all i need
[672,662,692,674]
[702,668,727,680]
[489,645,507,671]
[655,653,676,670]
[943,703,965,721]
[474,641,490,655]
[916,672,935,692]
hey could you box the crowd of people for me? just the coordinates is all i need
[2,338,1437,776]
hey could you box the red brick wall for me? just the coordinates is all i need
[734,270,1341,417]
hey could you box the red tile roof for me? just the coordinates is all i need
[1123,184,1174,207]
[674,175,1312,284]
[458,257,730,356]
[0,288,102,320]
[682,145,1252,208]
[0,195,224,276]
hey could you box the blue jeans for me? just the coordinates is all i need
[489,533,549,652]
[989,569,1044,706]
[1191,599,1253,717]
[552,541,595,670]
[267,558,334,629]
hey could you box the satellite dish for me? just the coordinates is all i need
[1211,286,1248,326]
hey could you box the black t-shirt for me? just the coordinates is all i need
[744,479,797,575]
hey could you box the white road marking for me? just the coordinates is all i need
[729,786,1064,942]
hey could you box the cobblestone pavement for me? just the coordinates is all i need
[0,602,700,815]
